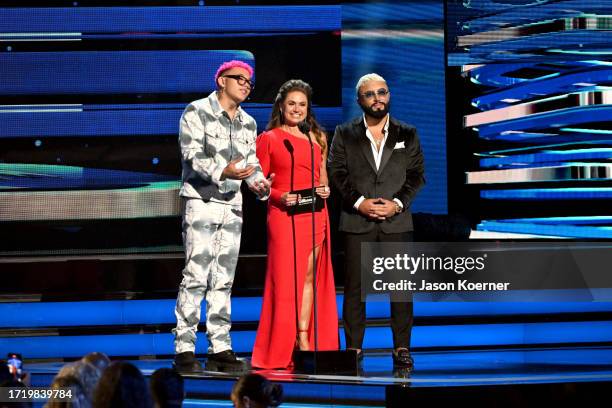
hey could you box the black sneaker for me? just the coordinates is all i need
[173,351,203,373]
[206,350,248,372]
[392,348,414,369]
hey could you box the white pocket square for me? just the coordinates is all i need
[394,141,405,149]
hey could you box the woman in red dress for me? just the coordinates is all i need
[251,80,339,369]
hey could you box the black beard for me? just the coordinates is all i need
[359,100,390,119]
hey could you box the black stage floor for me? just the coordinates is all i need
[26,346,612,407]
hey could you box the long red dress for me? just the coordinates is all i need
[251,128,339,369]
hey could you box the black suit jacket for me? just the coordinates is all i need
[328,116,425,234]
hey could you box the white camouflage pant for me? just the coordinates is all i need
[173,199,242,354]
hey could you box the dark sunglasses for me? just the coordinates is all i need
[223,74,254,90]
[360,88,389,99]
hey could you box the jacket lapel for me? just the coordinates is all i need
[354,119,377,172]
[378,118,398,175]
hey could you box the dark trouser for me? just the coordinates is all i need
[343,226,414,350]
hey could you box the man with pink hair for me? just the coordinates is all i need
[172,60,271,372]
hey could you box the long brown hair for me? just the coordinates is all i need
[266,79,327,153]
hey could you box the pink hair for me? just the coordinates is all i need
[214,60,254,84]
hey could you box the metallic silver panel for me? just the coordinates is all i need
[466,163,612,184]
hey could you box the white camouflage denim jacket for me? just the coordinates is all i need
[178,91,265,207]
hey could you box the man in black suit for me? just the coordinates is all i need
[328,73,425,368]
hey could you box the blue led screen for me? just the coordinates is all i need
[0,1,448,255]
[446,0,612,239]
[0,3,342,255]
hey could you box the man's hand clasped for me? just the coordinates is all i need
[358,197,400,220]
